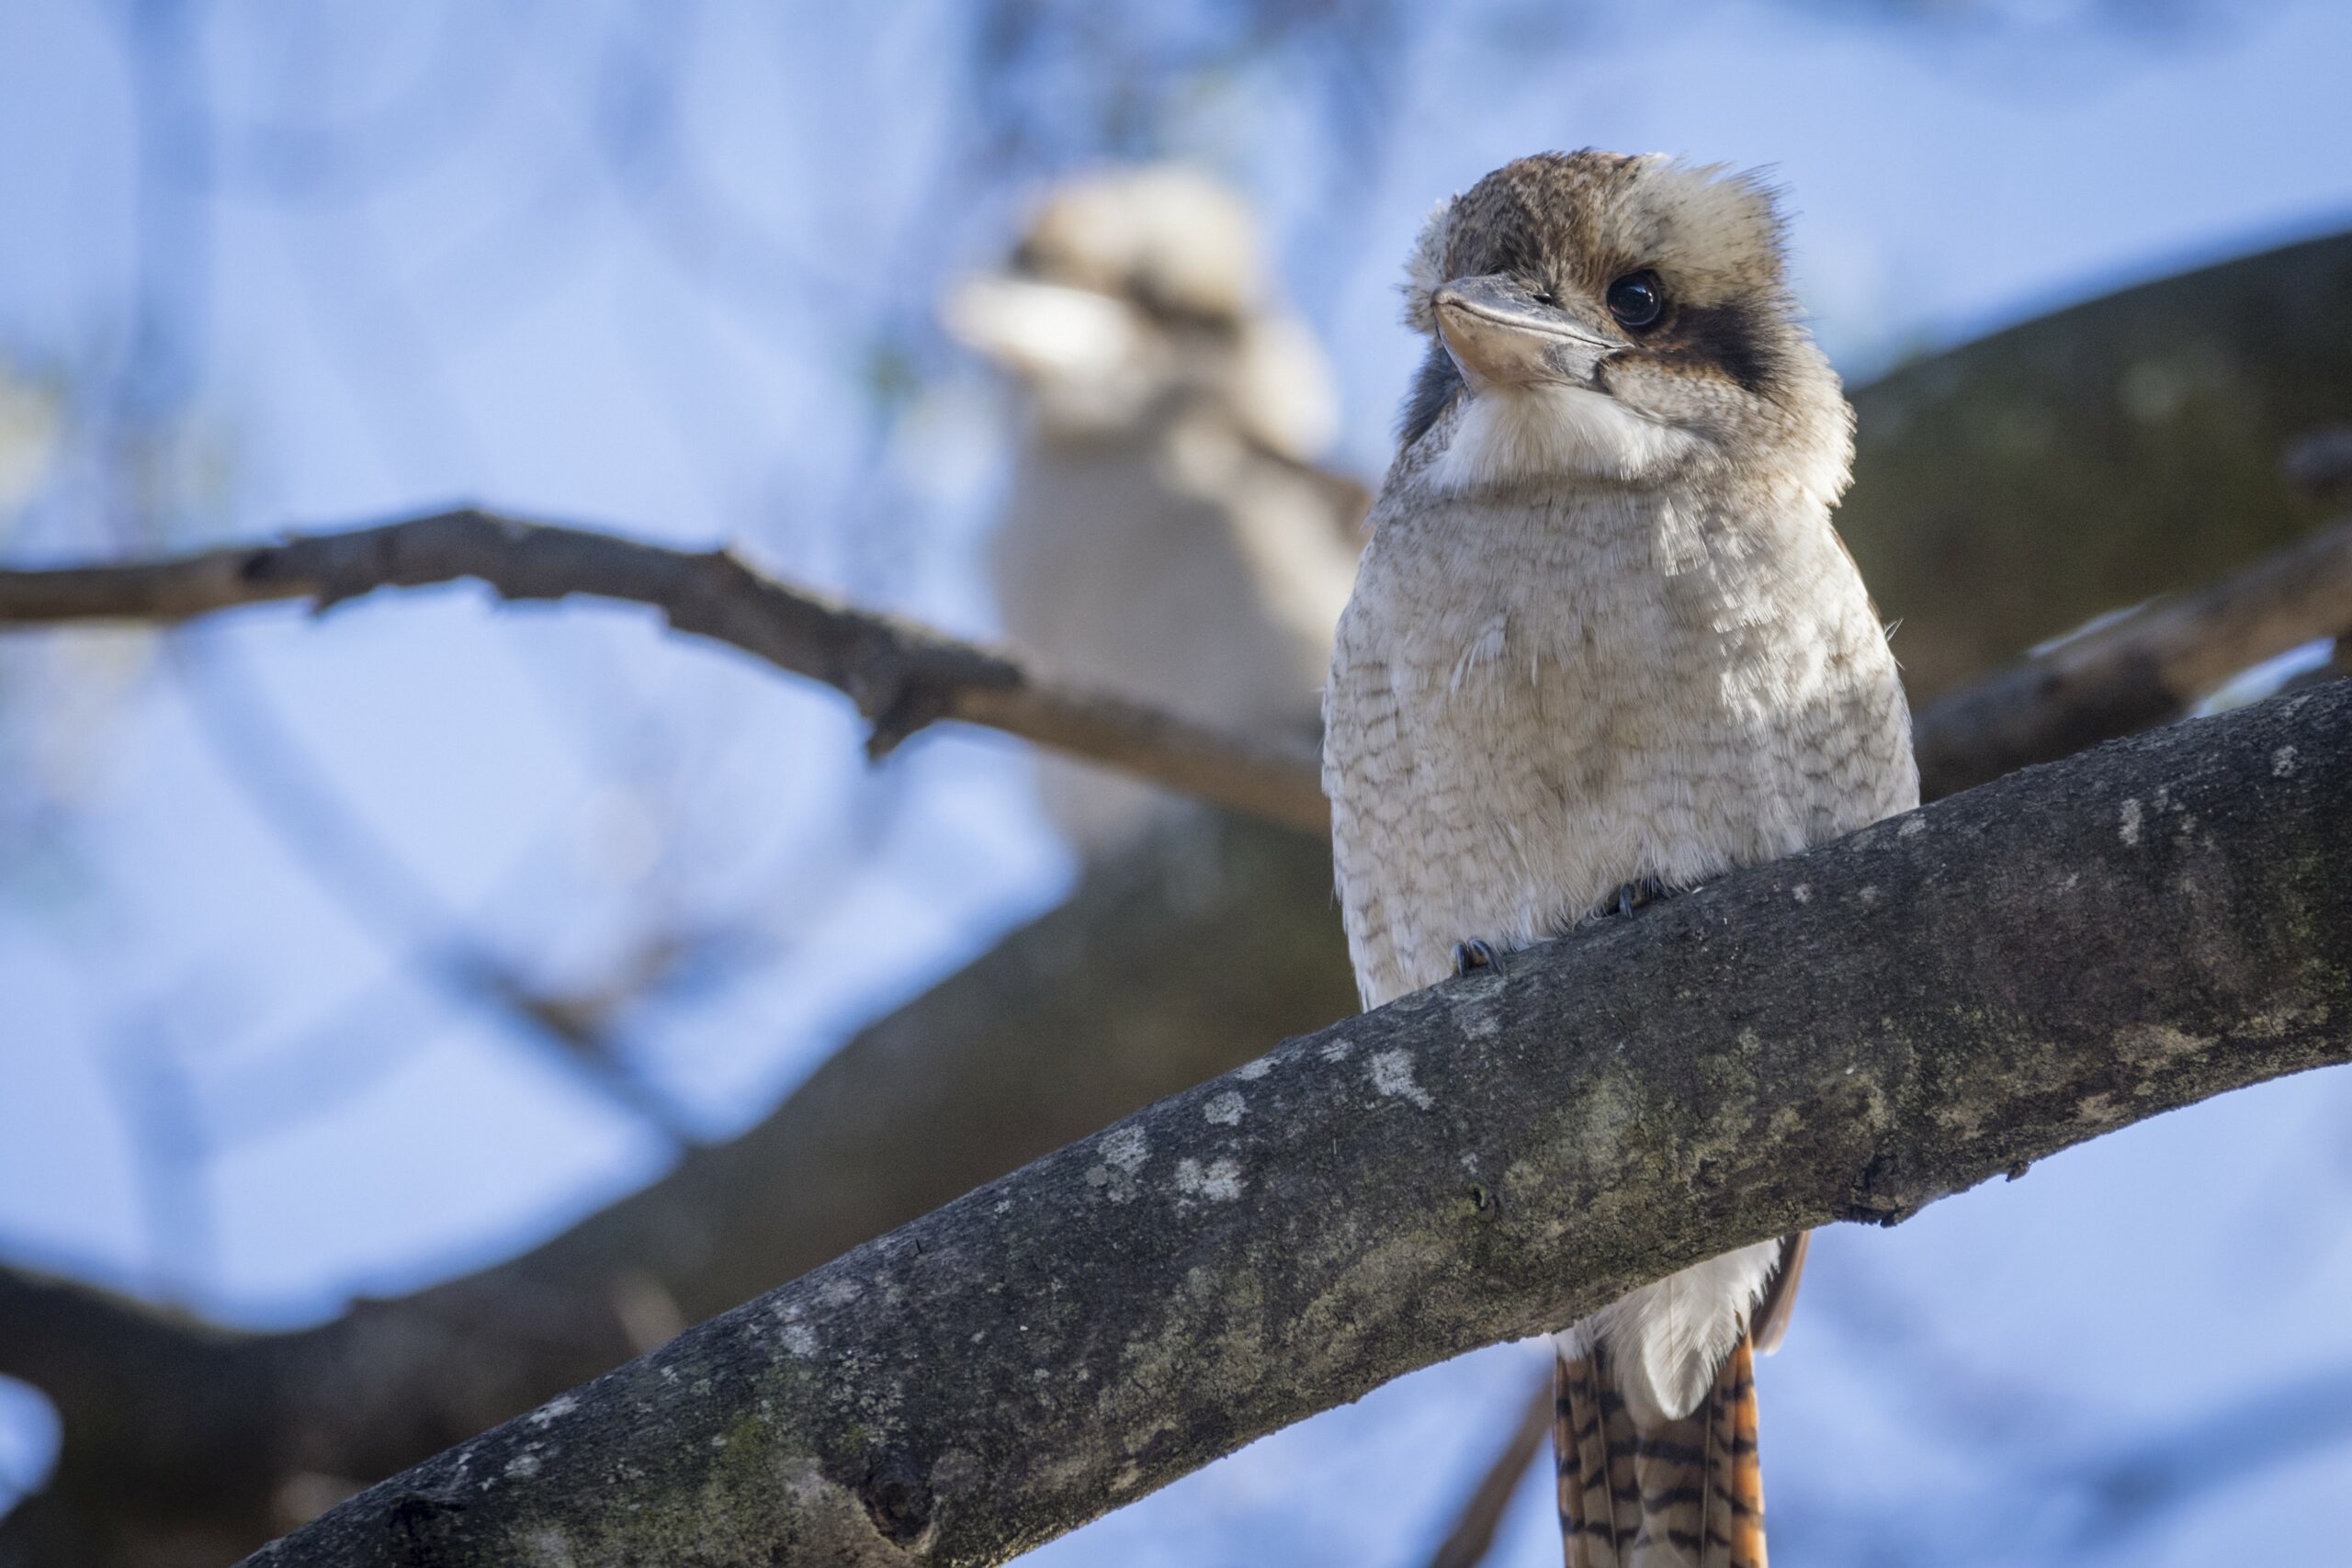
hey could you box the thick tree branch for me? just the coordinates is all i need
[1837,230,2352,703]
[0,508,1330,833]
[241,682,2352,1566]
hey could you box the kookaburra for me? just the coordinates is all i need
[944,165,1367,852]
[1321,152,1917,1566]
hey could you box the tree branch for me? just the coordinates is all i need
[0,507,1330,833]
[1915,517,2352,798]
[240,682,2352,1566]
[1421,1371,1554,1568]
[1835,230,2352,704]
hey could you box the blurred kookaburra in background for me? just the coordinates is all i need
[944,165,1367,852]
[1322,152,1917,1566]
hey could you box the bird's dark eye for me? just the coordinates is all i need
[1606,270,1664,330]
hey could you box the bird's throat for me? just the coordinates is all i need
[1429,384,1701,494]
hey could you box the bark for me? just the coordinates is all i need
[242,682,2352,1567]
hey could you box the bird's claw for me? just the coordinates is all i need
[1595,875,1672,922]
[1452,938,1503,977]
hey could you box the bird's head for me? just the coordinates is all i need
[1396,151,1850,503]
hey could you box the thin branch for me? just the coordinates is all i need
[0,507,1331,832]
[1420,1370,1554,1568]
[1914,516,2352,798]
[163,632,701,1141]
[1782,1359,2352,1566]
[238,682,2352,1567]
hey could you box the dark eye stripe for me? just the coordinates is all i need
[1657,299,1775,394]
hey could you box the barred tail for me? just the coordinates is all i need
[1555,1335,1765,1568]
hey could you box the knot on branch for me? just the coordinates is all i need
[1841,1151,1929,1228]
[386,1486,469,1564]
[858,667,959,761]
[853,639,1023,761]
[235,538,379,615]
[860,1453,933,1543]
[244,523,422,615]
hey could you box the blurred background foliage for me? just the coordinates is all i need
[0,2,2349,1565]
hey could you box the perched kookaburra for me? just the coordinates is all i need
[944,165,1367,852]
[1321,152,1917,1565]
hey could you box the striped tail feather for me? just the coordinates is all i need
[1555,1335,1765,1568]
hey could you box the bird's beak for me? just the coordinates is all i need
[1432,275,1615,390]
[939,275,1142,384]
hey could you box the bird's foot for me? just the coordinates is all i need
[1452,938,1505,977]
[1592,875,1673,922]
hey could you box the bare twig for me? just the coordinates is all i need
[7,509,2350,839]
[1420,1370,1554,1568]
[163,632,702,1140]
[0,507,1332,832]
[1914,517,2352,798]
[232,682,2352,1567]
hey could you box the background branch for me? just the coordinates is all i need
[1421,1373,1555,1568]
[1836,231,2352,702]
[0,508,1330,833]
[245,680,2352,1566]
[1915,516,2352,797]
[0,813,1359,1562]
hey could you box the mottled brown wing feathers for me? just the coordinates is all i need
[1555,1337,1767,1568]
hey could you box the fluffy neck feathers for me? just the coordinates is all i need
[1427,383,1706,495]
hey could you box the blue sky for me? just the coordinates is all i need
[2,1,2349,1560]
